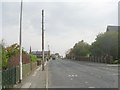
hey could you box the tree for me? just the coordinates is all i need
[0,40,8,69]
[30,54,37,62]
[5,43,27,59]
[0,42,28,69]
[6,43,20,58]
[0,44,1,69]
[55,53,60,58]
[90,32,118,59]
[70,40,90,57]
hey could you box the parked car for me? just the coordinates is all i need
[51,54,56,60]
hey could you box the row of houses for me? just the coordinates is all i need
[106,26,119,32]
[31,51,50,58]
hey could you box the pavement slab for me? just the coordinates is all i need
[14,61,48,89]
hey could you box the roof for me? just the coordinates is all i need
[31,51,49,55]
[106,26,120,32]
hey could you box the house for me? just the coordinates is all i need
[106,26,120,32]
[31,51,50,58]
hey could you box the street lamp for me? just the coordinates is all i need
[19,0,23,82]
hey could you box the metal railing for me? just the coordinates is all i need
[1,62,37,89]
[2,67,18,88]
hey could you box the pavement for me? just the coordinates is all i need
[47,59,118,88]
[14,61,48,89]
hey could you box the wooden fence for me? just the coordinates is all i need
[70,56,113,64]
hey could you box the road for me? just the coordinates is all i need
[47,59,118,88]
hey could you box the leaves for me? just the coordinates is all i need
[30,54,37,62]
[0,42,28,69]
[6,43,20,58]
[90,32,118,59]
[69,40,90,57]
[67,31,118,60]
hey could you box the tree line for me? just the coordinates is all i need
[66,31,118,61]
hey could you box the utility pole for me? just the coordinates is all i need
[42,9,45,71]
[47,44,50,60]
[29,46,31,54]
[19,0,23,83]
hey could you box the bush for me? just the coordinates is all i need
[2,46,8,69]
[8,53,30,67]
[30,54,37,62]
[112,60,120,64]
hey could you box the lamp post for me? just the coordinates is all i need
[19,0,23,82]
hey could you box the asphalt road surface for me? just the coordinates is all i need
[47,59,118,88]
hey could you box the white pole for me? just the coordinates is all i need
[19,0,23,82]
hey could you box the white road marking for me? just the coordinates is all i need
[75,74,78,77]
[104,68,118,71]
[88,86,95,88]
[70,78,73,80]
[112,73,118,76]
[21,61,48,88]
[71,75,74,77]
[36,66,41,71]
[32,61,48,77]
[40,65,42,70]
[32,71,37,76]
[21,82,31,88]
[68,75,71,77]
[46,63,49,89]
[85,81,88,84]
[107,65,118,67]
[68,74,78,78]
[44,61,48,66]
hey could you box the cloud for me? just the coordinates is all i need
[0,2,2,39]
[2,1,118,56]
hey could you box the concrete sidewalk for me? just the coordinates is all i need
[14,61,48,88]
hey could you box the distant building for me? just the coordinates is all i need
[106,26,120,32]
[31,51,50,58]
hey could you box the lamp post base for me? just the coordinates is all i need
[19,79,22,83]
[42,63,44,71]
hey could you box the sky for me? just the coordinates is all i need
[1,0,119,56]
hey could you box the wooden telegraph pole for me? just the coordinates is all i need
[42,9,45,71]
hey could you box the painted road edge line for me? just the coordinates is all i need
[32,65,41,76]
[21,82,31,88]
[46,62,49,89]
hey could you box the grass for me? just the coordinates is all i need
[112,59,120,64]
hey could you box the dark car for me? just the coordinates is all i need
[52,57,55,60]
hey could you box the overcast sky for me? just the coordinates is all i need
[1,0,119,56]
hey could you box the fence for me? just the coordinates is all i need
[2,67,17,88]
[0,70,2,89]
[73,56,113,64]
[88,56,113,64]
[22,63,31,78]
[1,62,38,89]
